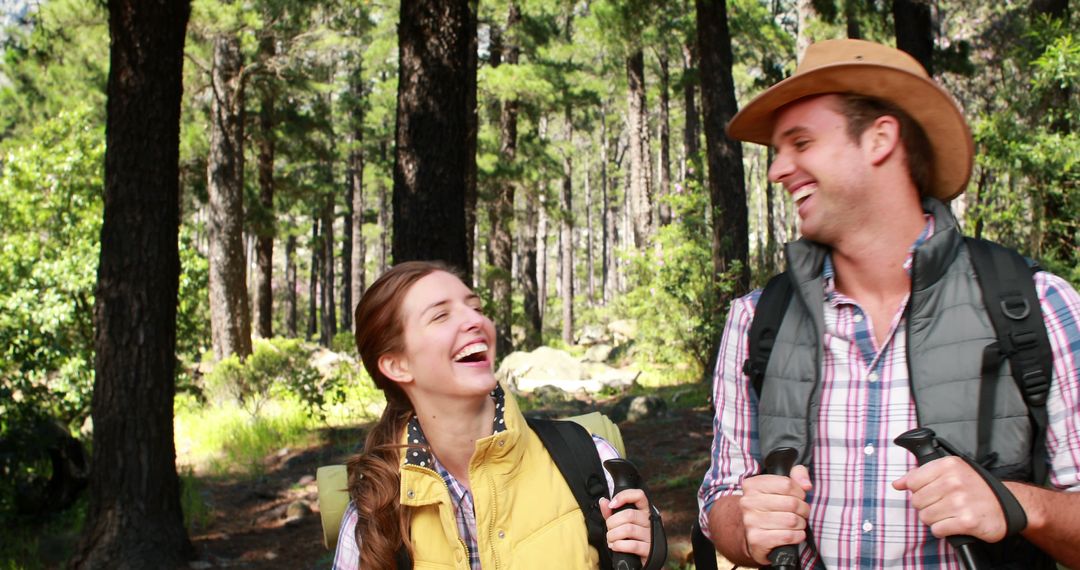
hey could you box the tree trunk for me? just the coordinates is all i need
[378,140,390,274]
[72,0,193,567]
[600,106,614,304]
[285,233,297,337]
[521,184,542,349]
[658,51,672,227]
[796,0,815,62]
[537,191,548,320]
[307,216,319,341]
[682,42,701,186]
[253,34,275,340]
[344,59,365,332]
[560,111,574,346]
[393,0,473,272]
[697,0,749,295]
[584,155,595,303]
[206,30,252,361]
[625,49,653,248]
[320,195,336,347]
[845,0,862,38]
[487,1,520,359]
[893,0,933,75]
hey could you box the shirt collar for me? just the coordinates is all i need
[403,383,508,469]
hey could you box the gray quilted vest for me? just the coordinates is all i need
[758,198,1034,480]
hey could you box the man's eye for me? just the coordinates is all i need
[793,139,810,150]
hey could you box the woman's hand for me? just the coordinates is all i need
[599,488,652,563]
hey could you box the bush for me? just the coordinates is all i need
[201,338,328,418]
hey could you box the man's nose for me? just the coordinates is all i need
[767,151,793,184]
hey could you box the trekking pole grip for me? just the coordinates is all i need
[894,428,987,570]
[763,447,800,570]
[603,458,644,570]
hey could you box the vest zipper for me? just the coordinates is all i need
[410,464,473,568]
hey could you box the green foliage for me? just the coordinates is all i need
[202,337,330,417]
[0,107,103,435]
[616,182,738,376]
[331,331,357,355]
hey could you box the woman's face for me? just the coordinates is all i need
[388,270,497,401]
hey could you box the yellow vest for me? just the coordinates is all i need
[399,392,599,569]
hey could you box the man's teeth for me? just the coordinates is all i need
[453,343,488,361]
[792,186,814,204]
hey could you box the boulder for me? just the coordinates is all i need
[607,319,638,344]
[582,343,614,363]
[607,395,667,423]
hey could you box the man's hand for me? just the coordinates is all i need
[600,488,652,563]
[739,464,813,565]
[892,455,1007,542]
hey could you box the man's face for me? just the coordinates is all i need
[767,95,872,244]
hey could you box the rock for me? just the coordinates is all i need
[607,319,638,344]
[576,324,607,346]
[284,500,311,527]
[607,395,667,423]
[496,346,585,392]
[297,474,315,486]
[310,347,356,376]
[582,343,614,363]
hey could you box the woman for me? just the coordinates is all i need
[332,261,655,569]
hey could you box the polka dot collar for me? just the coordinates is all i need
[404,384,508,469]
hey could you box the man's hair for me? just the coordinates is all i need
[834,94,934,197]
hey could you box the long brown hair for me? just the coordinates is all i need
[347,260,458,568]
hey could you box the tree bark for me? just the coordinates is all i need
[285,233,298,337]
[893,0,933,75]
[72,0,193,567]
[697,0,749,295]
[560,111,574,346]
[600,106,615,304]
[344,59,365,332]
[584,155,595,303]
[378,140,390,275]
[307,216,319,341]
[349,148,365,318]
[658,51,672,227]
[625,49,653,248]
[393,0,473,273]
[253,34,275,340]
[487,1,520,359]
[207,29,252,361]
[320,195,336,347]
[520,184,542,350]
[845,0,862,38]
[796,0,815,62]
[682,42,701,186]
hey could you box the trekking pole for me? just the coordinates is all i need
[763,447,800,570]
[894,428,990,570]
[603,458,645,570]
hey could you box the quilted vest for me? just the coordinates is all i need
[399,393,600,569]
[758,198,1034,481]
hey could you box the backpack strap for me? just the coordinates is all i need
[965,237,1054,485]
[526,417,614,569]
[743,272,794,399]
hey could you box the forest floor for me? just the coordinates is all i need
[184,392,731,569]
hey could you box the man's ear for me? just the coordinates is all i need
[378,353,413,385]
[866,115,901,166]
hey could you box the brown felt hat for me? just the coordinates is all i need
[727,39,974,201]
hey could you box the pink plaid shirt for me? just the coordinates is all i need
[698,223,1080,568]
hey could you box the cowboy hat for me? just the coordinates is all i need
[727,39,973,201]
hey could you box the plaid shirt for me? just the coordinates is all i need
[332,397,620,570]
[698,219,1080,568]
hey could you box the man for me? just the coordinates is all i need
[697,39,1080,568]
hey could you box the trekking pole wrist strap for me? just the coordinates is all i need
[642,503,667,570]
[937,437,1029,539]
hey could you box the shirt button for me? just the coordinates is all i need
[854,313,864,323]
[863,520,874,533]
[864,443,875,456]
[407,490,415,498]
[868,371,879,383]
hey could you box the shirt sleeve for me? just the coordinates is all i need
[331,501,361,570]
[1037,271,1080,492]
[697,292,763,538]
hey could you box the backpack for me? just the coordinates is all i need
[742,237,1053,484]
[394,416,667,570]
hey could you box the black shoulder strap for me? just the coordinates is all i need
[743,272,795,399]
[965,237,1054,485]
[526,417,613,569]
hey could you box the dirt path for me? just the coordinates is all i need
[188,405,723,569]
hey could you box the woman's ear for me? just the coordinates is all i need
[378,353,413,385]
[866,114,901,165]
